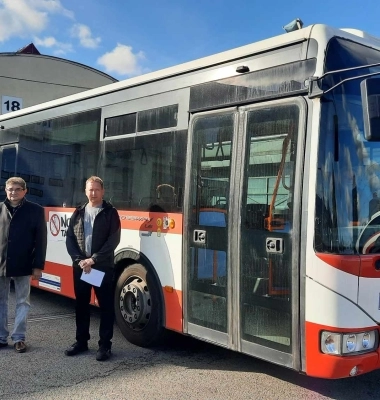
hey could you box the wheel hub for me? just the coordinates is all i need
[119,276,151,330]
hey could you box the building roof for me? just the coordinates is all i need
[17,43,41,55]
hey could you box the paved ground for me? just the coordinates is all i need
[2,287,380,400]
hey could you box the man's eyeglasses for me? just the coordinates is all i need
[5,188,25,193]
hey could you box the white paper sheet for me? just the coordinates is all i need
[80,268,105,287]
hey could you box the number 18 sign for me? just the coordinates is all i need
[2,95,23,114]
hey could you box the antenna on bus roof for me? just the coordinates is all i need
[283,18,303,33]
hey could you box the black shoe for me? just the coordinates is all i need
[0,342,8,348]
[65,342,88,356]
[96,346,111,361]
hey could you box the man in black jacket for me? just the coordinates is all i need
[65,176,121,361]
[0,177,47,353]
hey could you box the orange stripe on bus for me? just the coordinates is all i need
[32,261,75,299]
[163,288,183,333]
[305,321,380,378]
[35,261,184,331]
[358,255,380,278]
[316,253,380,278]
[118,211,183,234]
[44,208,183,235]
[316,253,360,276]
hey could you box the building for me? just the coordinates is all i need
[0,43,117,115]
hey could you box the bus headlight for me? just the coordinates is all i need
[321,330,378,355]
[342,331,376,354]
[345,334,357,353]
[362,332,371,349]
[321,332,341,354]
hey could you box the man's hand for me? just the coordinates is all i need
[78,258,95,274]
[32,268,42,280]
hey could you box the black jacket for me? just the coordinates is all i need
[0,199,47,277]
[66,201,121,271]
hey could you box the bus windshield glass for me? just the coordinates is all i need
[316,37,380,254]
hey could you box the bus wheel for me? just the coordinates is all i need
[114,263,164,347]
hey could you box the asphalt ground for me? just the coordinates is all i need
[1,287,380,400]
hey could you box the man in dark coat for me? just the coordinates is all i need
[65,176,120,361]
[0,177,47,353]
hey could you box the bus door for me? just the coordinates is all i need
[0,144,18,195]
[185,109,236,346]
[238,99,304,368]
[185,98,305,368]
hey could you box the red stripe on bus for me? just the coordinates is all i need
[35,261,184,333]
[163,288,183,332]
[44,207,75,220]
[44,208,183,235]
[32,261,75,299]
[358,255,380,278]
[118,211,183,234]
[315,253,360,276]
[305,321,380,378]
[316,253,380,278]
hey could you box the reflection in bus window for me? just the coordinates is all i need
[99,130,187,212]
[188,112,234,332]
[240,103,299,352]
[315,92,380,254]
[0,110,100,207]
[243,110,297,233]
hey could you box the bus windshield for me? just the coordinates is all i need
[315,38,380,254]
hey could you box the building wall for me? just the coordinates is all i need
[0,53,117,114]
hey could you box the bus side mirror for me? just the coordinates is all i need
[361,78,380,141]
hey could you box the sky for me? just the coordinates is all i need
[1,0,380,81]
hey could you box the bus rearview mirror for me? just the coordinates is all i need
[361,78,380,141]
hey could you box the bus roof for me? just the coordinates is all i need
[0,23,379,122]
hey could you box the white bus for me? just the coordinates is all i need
[1,23,380,379]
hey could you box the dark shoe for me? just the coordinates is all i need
[0,342,8,348]
[96,346,111,361]
[65,342,88,356]
[14,341,26,353]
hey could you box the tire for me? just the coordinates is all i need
[114,263,164,347]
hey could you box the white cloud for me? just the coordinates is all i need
[29,0,74,18]
[34,35,73,55]
[97,44,145,77]
[34,36,58,47]
[71,24,101,49]
[0,0,73,42]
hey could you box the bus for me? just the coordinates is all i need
[1,23,380,379]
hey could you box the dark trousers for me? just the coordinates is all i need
[73,267,114,349]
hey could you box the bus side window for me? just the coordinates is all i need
[156,184,177,205]
[245,203,269,230]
